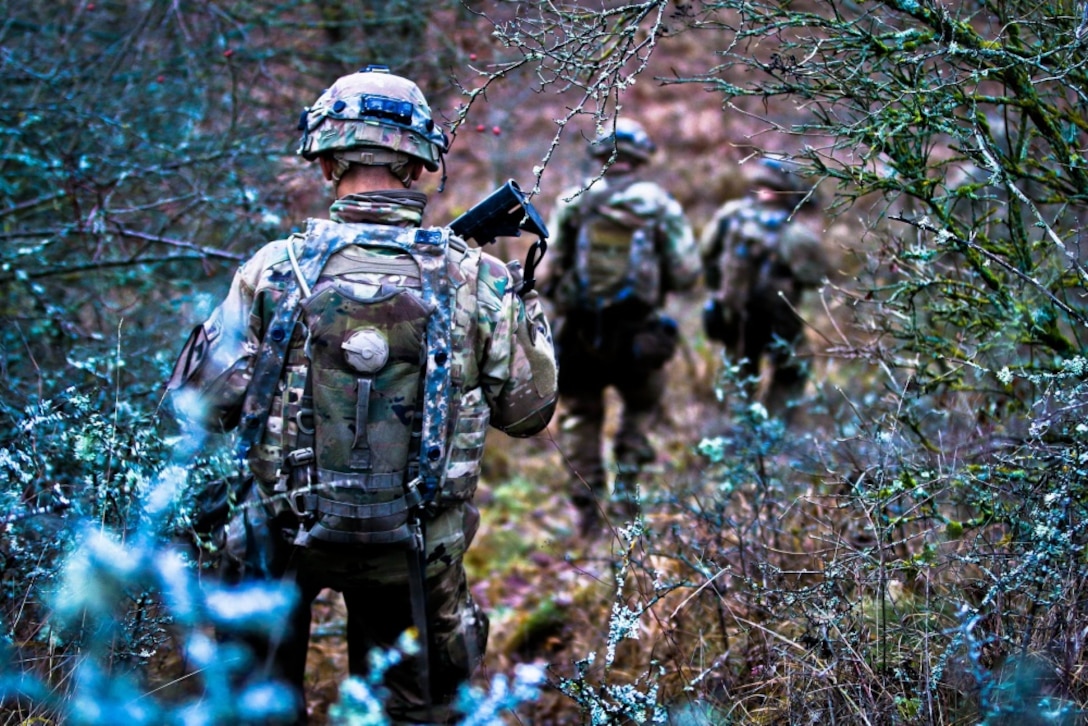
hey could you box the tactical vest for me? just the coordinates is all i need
[246,219,485,549]
[568,180,663,313]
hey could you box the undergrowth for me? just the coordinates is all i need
[473,352,1088,725]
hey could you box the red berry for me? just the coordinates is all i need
[475,124,485,132]
[87,3,96,9]
[492,126,501,135]
[156,75,165,83]
[223,49,234,58]
[469,53,478,61]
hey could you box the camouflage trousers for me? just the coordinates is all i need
[555,309,667,517]
[288,554,487,724]
[712,285,808,420]
[227,500,488,725]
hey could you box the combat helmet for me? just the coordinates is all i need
[588,118,656,163]
[746,156,810,195]
[298,65,447,171]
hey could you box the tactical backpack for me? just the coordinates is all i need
[560,178,664,315]
[713,203,825,298]
[238,219,459,551]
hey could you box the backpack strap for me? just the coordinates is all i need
[235,221,360,461]
[410,228,454,505]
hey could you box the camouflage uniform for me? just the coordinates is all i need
[168,67,557,724]
[544,120,699,533]
[700,158,827,419]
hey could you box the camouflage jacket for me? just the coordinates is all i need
[544,171,700,315]
[169,192,558,504]
[700,196,827,311]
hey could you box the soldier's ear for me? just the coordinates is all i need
[409,162,424,181]
[319,156,336,181]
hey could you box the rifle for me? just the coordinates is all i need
[449,180,549,295]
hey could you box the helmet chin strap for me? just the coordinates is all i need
[389,158,416,188]
[330,156,353,183]
[436,154,447,193]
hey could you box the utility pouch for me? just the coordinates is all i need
[631,315,679,368]
[187,475,253,535]
[702,298,732,343]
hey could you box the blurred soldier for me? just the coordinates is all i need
[543,119,699,536]
[166,65,557,724]
[700,156,827,420]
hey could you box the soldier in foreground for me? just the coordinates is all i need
[167,66,557,724]
[543,119,699,536]
[700,156,828,421]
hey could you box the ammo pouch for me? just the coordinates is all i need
[630,315,679,368]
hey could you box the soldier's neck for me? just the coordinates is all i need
[336,165,411,197]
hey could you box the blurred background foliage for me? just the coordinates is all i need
[3,0,1088,724]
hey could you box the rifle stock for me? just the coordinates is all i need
[449,180,549,294]
[449,179,549,245]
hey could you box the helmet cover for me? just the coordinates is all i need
[588,118,656,162]
[298,65,447,171]
[745,156,810,195]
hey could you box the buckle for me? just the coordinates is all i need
[408,517,425,553]
[288,487,314,523]
[286,447,315,467]
[295,408,315,436]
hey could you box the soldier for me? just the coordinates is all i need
[166,66,558,724]
[543,118,699,536]
[700,155,827,421]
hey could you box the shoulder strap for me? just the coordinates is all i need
[410,228,454,504]
[235,222,359,460]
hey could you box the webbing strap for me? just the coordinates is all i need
[300,492,412,523]
[413,229,454,503]
[313,468,407,491]
[350,377,374,469]
[236,224,360,460]
[406,522,431,709]
[307,520,413,546]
